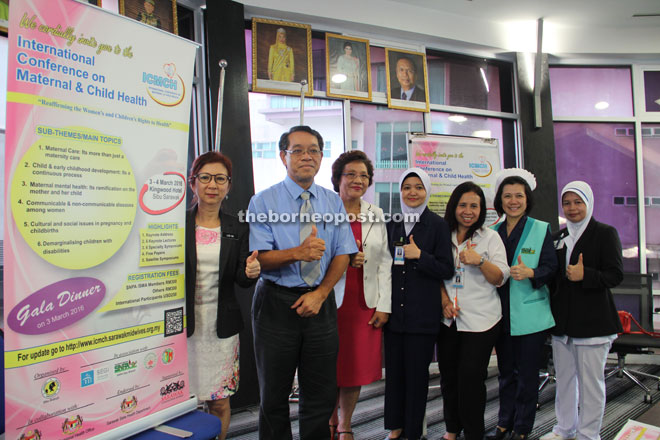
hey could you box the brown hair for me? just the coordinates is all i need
[331,150,374,192]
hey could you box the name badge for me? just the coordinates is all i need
[452,267,465,288]
[394,239,405,266]
[222,232,237,239]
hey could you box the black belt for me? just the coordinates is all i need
[263,279,319,294]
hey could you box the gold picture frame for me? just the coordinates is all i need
[385,48,430,112]
[0,0,9,35]
[325,33,372,101]
[119,0,178,35]
[252,17,313,97]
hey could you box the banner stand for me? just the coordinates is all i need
[92,397,198,440]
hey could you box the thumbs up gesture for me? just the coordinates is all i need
[298,225,326,262]
[566,253,584,281]
[245,250,261,279]
[403,234,421,259]
[459,239,481,266]
[510,255,533,281]
[350,240,365,268]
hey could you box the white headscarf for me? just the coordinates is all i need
[399,167,432,236]
[561,180,594,267]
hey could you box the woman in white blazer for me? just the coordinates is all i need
[329,151,392,440]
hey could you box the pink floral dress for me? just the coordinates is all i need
[186,226,240,401]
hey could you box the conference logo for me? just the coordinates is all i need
[161,348,174,365]
[42,377,61,399]
[81,370,94,387]
[114,359,138,376]
[160,380,185,401]
[469,156,493,178]
[19,429,42,440]
[121,395,139,413]
[144,352,157,370]
[62,415,84,435]
[142,63,185,107]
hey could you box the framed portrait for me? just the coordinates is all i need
[325,33,372,101]
[252,18,313,97]
[0,0,9,35]
[120,0,178,35]
[385,48,430,112]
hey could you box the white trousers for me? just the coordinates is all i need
[551,337,613,440]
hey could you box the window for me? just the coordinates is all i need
[376,121,423,168]
[249,93,344,193]
[426,51,513,113]
[350,102,423,206]
[550,67,633,118]
[554,122,639,271]
[643,71,660,113]
[252,141,277,159]
[375,182,401,214]
[642,123,660,288]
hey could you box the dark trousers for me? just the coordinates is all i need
[495,330,547,435]
[251,280,338,440]
[437,320,501,440]
[384,330,437,440]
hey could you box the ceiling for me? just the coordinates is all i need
[241,0,660,60]
[399,0,660,28]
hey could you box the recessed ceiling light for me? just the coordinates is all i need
[448,115,467,123]
[331,73,347,84]
[594,101,609,110]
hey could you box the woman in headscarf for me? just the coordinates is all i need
[438,181,509,440]
[487,169,558,440]
[268,27,295,82]
[540,181,623,440]
[384,168,454,440]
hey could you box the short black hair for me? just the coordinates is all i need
[278,126,324,151]
[343,41,352,50]
[444,181,487,240]
[396,56,416,72]
[331,150,374,192]
[494,175,534,217]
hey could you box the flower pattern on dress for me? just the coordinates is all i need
[209,340,240,400]
[196,228,219,245]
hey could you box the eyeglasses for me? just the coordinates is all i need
[342,172,370,181]
[285,148,322,157]
[194,173,230,185]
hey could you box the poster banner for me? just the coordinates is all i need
[4,0,198,438]
[408,134,502,224]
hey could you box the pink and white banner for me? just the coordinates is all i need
[4,0,197,438]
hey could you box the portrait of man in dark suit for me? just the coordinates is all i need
[391,56,425,102]
[386,48,429,112]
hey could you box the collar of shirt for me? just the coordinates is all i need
[283,175,319,201]
[451,226,487,250]
[402,86,416,100]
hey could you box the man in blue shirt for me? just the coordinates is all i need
[248,126,357,440]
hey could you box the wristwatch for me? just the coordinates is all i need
[477,255,485,267]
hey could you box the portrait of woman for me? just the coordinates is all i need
[252,18,313,96]
[326,34,372,101]
[185,152,260,440]
[268,28,294,82]
[120,0,178,34]
[329,151,392,439]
